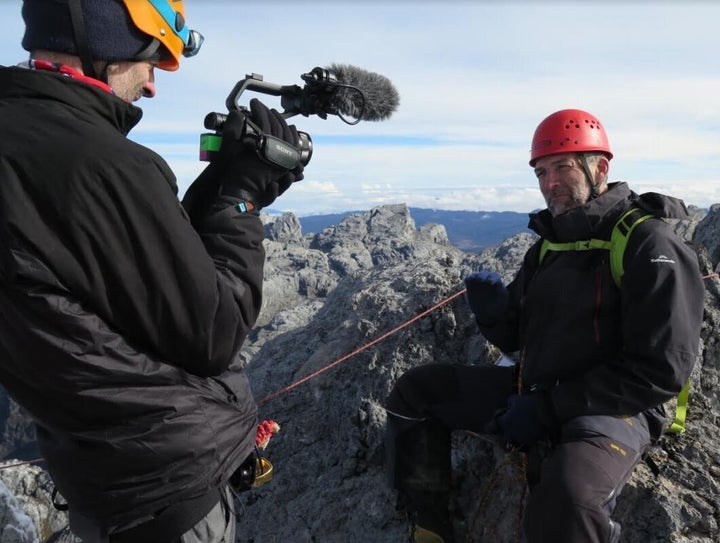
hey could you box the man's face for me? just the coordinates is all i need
[106,60,157,103]
[533,153,593,216]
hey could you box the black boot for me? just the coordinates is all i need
[402,490,454,543]
[385,410,454,542]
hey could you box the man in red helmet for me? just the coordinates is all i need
[385,109,704,542]
[0,1,304,542]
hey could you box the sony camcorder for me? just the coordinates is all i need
[199,67,367,169]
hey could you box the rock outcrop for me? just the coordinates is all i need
[1,203,719,542]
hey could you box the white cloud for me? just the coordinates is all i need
[3,1,720,215]
[291,179,341,195]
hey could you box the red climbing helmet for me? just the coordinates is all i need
[529,109,613,166]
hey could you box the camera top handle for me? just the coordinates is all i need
[224,68,365,124]
[224,74,304,118]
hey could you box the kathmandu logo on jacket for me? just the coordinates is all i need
[651,255,676,264]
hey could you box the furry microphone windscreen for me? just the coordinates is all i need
[326,63,400,121]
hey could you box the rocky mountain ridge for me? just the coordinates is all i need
[1,202,719,542]
[297,207,534,253]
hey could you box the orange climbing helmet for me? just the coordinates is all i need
[529,109,613,166]
[21,0,203,72]
[121,0,203,71]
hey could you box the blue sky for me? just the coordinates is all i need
[3,1,720,216]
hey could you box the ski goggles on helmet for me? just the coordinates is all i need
[123,0,204,71]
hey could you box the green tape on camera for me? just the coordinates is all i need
[199,133,222,162]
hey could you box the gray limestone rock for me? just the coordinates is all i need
[1,203,719,542]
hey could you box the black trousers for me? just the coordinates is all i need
[385,363,651,543]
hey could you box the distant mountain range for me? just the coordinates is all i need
[297,207,533,253]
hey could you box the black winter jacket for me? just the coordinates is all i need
[480,183,704,437]
[0,65,262,525]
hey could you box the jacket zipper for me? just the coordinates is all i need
[593,266,603,344]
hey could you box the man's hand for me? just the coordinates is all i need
[216,98,304,210]
[485,394,547,449]
[463,271,509,326]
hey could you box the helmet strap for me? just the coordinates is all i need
[577,154,601,199]
[67,0,102,82]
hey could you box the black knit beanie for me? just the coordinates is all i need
[21,0,156,62]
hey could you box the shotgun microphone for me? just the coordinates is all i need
[201,64,400,165]
[213,63,400,125]
[298,63,400,122]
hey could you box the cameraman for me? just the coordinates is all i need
[0,1,303,541]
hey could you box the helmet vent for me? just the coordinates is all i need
[529,109,613,165]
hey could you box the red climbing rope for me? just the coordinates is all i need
[257,288,467,405]
[2,269,716,473]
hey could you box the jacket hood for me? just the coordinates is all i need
[634,191,690,219]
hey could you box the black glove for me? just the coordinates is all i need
[485,393,547,449]
[216,98,304,210]
[463,270,509,326]
[181,162,223,224]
